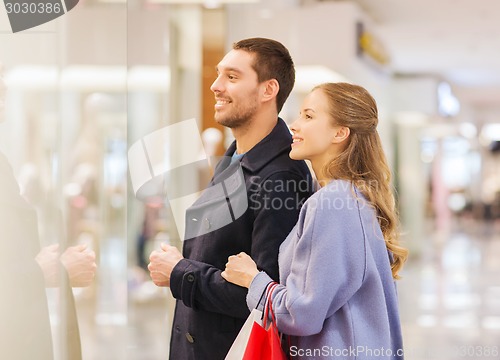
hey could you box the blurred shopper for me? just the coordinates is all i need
[0,64,96,360]
[148,37,314,359]
[137,202,161,271]
[222,82,409,359]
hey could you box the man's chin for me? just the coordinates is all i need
[215,116,239,129]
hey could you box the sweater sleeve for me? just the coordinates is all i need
[249,185,368,336]
[247,271,275,311]
[170,171,310,319]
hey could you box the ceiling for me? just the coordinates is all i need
[346,0,500,112]
[245,0,500,113]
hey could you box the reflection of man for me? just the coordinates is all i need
[0,64,96,360]
[0,152,55,359]
[0,65,5,119]
[148,38,314,359]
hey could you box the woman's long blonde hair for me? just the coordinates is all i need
[315,82,408,279]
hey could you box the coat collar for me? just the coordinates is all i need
[225,118,292,173]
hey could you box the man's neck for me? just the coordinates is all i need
[232,115,278,154]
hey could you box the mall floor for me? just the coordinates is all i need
[75,217,500,360]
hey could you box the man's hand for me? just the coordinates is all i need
[148,243,183,287]
[35,243,60,287]
[221,252,259,288]
[60,244,97,287]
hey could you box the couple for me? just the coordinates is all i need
[148,37,408,360]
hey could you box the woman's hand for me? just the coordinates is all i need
[221,252,259,288]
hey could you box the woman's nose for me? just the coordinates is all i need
[289,118,300,133]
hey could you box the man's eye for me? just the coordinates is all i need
[228,75,236,80]
[305,114,312,120]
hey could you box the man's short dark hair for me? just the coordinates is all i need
[233,37,295,114]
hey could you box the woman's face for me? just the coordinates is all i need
[289,89,338,167]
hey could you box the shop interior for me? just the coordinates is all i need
[1,0,500,359]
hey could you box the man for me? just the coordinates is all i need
[0,63,96,360]
[148,37,314,359]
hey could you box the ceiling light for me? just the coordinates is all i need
[481,123,500,142]
[128,66,170,92]
[437,82,460,117]
[147,0,260,3]
[294,65,350,93]
[4,66,58,90]
[458,122,477,139]
[60,66,127,91]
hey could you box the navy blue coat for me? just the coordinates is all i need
[169,118,314,359]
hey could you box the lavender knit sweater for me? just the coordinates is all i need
[247,180,404,359]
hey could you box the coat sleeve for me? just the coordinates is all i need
[169,171,310,319]
[0,156,54,359]
[248,186,368,336]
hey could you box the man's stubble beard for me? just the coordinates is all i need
[216,110,254,129]
[215,91,259,129]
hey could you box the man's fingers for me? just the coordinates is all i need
[78,243,88,251]
[149,251,159,261]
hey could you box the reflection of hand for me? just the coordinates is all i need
[148,243,183,287]
[60,244,97,287]
[35,244,61,287]
[221,252,259,288]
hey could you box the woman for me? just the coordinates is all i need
[221,82,408,359]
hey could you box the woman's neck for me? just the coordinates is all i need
[311,167,331,188]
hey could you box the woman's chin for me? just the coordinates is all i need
[289,149,303,161]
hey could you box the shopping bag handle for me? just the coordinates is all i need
[263,282,279,328]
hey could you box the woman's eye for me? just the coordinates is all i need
[305,114,312,120]
[228,75,236,80]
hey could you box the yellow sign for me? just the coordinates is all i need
[357,22,390,67]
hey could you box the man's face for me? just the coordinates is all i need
[210,49,261,129]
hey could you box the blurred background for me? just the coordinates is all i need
[1,0,499,359]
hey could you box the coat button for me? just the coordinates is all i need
[185,332,195,343]
[187,274,195,282]
[203,218,210,230]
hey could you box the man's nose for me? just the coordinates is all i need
[210,75,223,93]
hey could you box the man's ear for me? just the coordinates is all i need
[261,79,279,103]
[332,126,350,144]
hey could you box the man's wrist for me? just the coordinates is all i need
[169,258,190,299]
